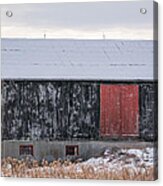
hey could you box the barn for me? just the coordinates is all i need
[1,38,157,160]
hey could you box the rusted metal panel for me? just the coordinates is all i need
[100,84,139,137]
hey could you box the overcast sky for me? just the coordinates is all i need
[0,1,154,39]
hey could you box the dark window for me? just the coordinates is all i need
[66,145,79,156]
[19,145,33,156]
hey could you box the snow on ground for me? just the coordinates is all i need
[79,147,155,172]
[1,147,157,180]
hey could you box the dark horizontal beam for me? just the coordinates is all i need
[1,79,158,84]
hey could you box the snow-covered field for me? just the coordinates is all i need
[1,147,157,180]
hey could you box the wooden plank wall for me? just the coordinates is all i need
[1,81,99,140]
[100,85,139,137]
[139,83,158,141]
[1,81,157,141]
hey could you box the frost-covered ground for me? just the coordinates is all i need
[1,147,157,180]
[83,147,155,170]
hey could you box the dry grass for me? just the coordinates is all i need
[1,157,156,180]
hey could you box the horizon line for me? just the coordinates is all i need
[1,37,154,41]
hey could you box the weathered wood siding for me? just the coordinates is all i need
[139,83,158,140]
[1,81,99,140]
[1,80,157,141]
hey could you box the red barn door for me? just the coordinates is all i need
[100,84,139,137]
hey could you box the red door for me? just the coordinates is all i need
[100,84,139,137]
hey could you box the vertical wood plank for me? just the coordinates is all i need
[100,84,139,137]
[121,85,139,136]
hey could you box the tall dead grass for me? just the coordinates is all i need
[1,157,156,180]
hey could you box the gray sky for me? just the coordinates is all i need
[0,1,154,39]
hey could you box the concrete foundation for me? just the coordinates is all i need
[1,140,154,161]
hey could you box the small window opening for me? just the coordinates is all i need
[66,145,79,156]
[19,145,33,156]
